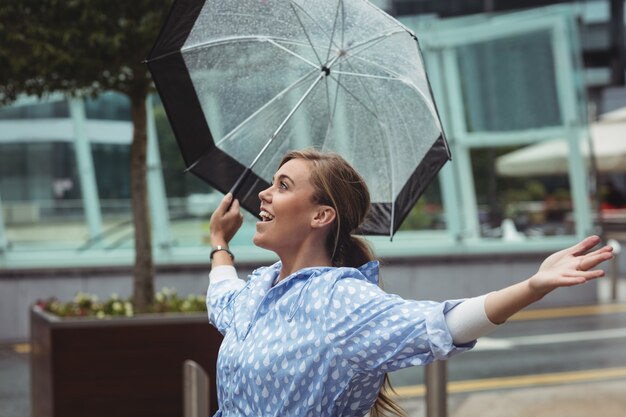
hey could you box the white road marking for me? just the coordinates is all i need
[474,327,626,351]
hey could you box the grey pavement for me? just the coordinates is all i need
[442,380,626,417]
[0,343,30,417]
[2,341,626,417]
[397,380,626,417]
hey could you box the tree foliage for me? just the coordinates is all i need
[1,0,173,311]
[2,0,170,103]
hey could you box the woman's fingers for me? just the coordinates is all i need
[566,268,605,278]
[228,198,244,225]
[558,274,601,287]
[552,269,604,287]
[564,237,613,272]
[569,235,601,256]
[217,193,234,215]
[579,251,614,271]
[584,245,614,258]
[229,196,240,214]
[214,193,242,221]
[210,193,244,243]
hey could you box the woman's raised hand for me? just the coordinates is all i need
[529,235,614,299]
[209,193,244,247]
[485,235,614,324]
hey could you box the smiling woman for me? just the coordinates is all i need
[206,149,613,417]
[253,151,372,282]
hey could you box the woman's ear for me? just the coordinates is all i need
[311,206,336,229]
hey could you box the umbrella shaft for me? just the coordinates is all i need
[228,167,252,197]
[248,71,326,169]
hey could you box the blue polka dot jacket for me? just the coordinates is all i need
[207,261,474,416]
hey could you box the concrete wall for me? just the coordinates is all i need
[0,250,607,342]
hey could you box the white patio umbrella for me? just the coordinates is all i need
[599,106,626,123]
[496,111,626,176]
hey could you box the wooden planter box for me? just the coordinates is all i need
[30,306,223,417]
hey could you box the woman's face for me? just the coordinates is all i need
[253,158,322,253]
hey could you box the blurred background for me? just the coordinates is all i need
[1,1,626,416]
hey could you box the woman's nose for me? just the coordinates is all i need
[258,186,271,202]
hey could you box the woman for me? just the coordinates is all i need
[207,149,613,417]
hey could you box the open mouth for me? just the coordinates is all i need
[259,210,275,222]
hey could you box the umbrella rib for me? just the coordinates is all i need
[323,76,335,136]
[318,54,343,134]
[248,71,327,170]
[318,67,385,170]
[149,36,311,63]
[331,71,398,81]
[325,0,344,63]
[332,66,437,118]
[342,29,406,58]
[289,1,344,62]
[341,58,397,237]
[350,54,440,122]
[327,74,380,120]
[321,67,345,150]
[214,68,319,148]
[350,54,403,78]
[330,69,396,236]
[343,57,386,125]
[187,70,321,177]
[341,30,441,121]
[265,38,319,69]
[180,35,310,54]
[289,1,324,66]
[324,72,333,127]
[340,0,346,53]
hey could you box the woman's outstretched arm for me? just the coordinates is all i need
[484,235,614,324]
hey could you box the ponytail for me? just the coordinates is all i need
[331,233,373,268]
[371,375,409,417]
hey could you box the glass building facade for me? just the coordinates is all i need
[0,4,607,269]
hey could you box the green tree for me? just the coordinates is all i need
[1,0,172,311]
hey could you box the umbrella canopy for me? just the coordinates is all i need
[496,116,626,176]
[146,0,450,236]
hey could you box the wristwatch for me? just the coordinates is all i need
[210,245,234,261]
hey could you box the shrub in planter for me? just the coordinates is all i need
[31,290,222,417]
[36,288,206,318]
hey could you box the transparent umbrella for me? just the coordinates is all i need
[146,0,450,236]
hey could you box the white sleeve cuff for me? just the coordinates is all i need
[445,293,499,345]
[209,265,239,283]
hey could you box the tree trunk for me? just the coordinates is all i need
[130,92,154,312]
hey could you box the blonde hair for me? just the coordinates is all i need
[279,149,408,417]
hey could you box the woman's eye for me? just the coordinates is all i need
[279,181,288,190]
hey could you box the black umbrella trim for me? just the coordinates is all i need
[360,134,451,236]
[148,48,269,217]
[147,0,206,64]
[147,0,268,218]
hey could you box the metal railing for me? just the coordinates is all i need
[183,360,210,417]
[425,361,448,417]
[608,239,622,302]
